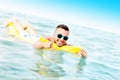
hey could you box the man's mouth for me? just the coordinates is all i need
[57,41,63,46]
[58,41,62,45]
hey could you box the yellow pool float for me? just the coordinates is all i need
[7,22,82,55]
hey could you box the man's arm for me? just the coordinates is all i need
[33,40,43,48]
[33,39,53,49]
[78,49,87,57]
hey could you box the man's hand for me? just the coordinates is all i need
[43,42,53,48]
[78,49,87,57]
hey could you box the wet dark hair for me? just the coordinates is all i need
[56,24,69,31]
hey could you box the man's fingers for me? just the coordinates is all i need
[49,42,53,48]
[43,42,53,48]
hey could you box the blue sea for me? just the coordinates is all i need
[0,10,120,80]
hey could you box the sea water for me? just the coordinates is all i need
[0,10,120,80]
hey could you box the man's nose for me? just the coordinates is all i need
[59,39,65,42]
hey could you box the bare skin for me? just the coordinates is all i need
[3,18,36,34]
[4,19,87,57]
[33,28,87,57]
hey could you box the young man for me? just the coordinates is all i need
[4,19,87,57]
[33,24,87,57]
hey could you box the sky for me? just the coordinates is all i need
[0,0,120,33]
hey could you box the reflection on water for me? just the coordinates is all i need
[36,62,65,78]
[34,49,64,63]
[33,49,86,78]
[34,49,65,77]
[76,58,86,73]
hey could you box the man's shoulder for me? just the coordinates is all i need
[44,36,53,41]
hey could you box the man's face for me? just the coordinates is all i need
[53,28,69,47]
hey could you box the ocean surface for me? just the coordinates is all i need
[0,10,120,80]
